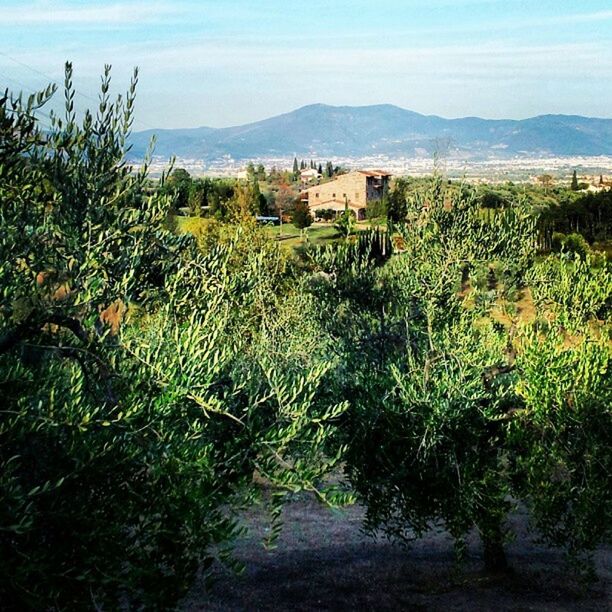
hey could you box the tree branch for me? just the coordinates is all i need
[0,312,91,355]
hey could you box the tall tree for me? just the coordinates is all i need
[164,168,191,210]
[276,182,297,216]
[292,157,299,179]
[537,174,554,193]
[246,161,256,180]
[386,178,409,223]
[571,170,579,191]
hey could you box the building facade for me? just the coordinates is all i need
[301,170,391,221]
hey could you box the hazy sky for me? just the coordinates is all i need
[1,0,611,130]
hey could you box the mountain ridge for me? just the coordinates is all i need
[128,104,612,161]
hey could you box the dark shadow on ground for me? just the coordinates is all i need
[183,496,611,611]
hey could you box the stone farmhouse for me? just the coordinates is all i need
[301,170,391,221]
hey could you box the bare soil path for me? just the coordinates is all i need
[183,495,611,611]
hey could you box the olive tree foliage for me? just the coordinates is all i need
[0,65,347,609]
[510,256,611,567]
[310,177,610,571]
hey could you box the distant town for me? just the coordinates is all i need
[144,154,612,184]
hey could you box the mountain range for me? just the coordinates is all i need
[128,104,612,161]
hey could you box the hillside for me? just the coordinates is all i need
[129,104,612,161]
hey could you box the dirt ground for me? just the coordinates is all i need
[183,495,611,611]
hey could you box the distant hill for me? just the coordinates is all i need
[129,104,612,161]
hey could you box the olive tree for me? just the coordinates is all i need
[311,177,610,571]
[509,255,611,569]
[0,65,346,609]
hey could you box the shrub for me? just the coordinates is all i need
[292,200,314,230]
[334,210,356,238]
[315,208,336,222]
[563,232,591,259]
[551,231,567,251]
[366,198,387,220]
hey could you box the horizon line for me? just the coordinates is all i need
[132,102,612,133]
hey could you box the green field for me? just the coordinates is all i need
[264,223,342,249]
[176,217,362,251]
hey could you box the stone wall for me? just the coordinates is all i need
[306,172,367,208]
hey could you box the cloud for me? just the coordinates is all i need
[15,36,610,87]
[107,40,612,79]
[2,1,610,126]
[0,1,178,25]
[553,10,612,24]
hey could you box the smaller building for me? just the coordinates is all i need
[300,168,321,189]
[300,168,320,181]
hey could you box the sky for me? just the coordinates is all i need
[1,0,611,130]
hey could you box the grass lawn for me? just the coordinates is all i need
[175,217,341,246]
[264,223,343,249]
[175,216,212,234]
[175,216,387,254]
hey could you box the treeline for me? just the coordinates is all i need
[161,169,612,258]
[291,157,343,180]
[159,168,279,218]
[364,177,611,253]
[159,160,346,223]
[538,190,612,249]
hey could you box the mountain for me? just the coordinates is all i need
[128,104,612,161]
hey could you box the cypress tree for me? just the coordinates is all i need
[571,170,579,191]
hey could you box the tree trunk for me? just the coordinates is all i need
[481,524,508,573]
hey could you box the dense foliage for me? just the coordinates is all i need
[309,177,611,571]
[0,66,347,609]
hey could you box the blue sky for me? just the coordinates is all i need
[1,0,611,129]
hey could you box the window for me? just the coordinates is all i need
[332,193,336,198]
[316,193,319,198]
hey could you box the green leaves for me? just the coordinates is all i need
[314,175,611,572]
[510,306,611,564]
[1,65,355,609]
